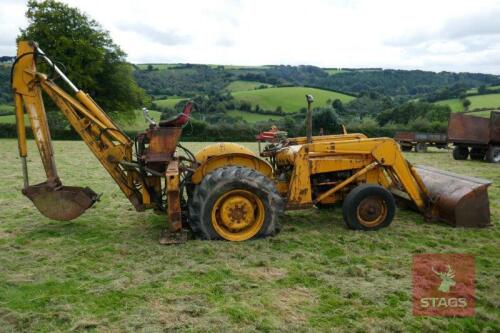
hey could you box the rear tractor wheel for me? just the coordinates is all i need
[452,146,469,160]
[188,167,283,241]
[342,184,396,231]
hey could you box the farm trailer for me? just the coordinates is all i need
[394,132,448,153]
[448,111,500,163]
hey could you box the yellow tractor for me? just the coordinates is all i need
[11,41,492,243]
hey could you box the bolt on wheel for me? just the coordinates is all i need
[211,189,265,241]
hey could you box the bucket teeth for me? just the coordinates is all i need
[415,165,492,227]
[23,182,98,221]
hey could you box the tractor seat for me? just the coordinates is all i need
[159,102,193,127]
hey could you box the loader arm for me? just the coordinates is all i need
[278,136,491,227]
[12,41,144,220]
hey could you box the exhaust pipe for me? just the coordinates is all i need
[306,95,314,144]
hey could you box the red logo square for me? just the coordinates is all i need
[413,254,475,316]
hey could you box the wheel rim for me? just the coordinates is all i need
[493,149,500,162]
[211,189,265,241]
[356,196,388,228]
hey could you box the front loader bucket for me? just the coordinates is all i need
[415,165,491,227]
[23,182,99,221]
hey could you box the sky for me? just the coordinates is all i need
[1,0,500,73]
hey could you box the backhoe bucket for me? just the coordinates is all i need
[23,182,99,221]
[415,165,491,227]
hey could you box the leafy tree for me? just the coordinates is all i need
[331,98,346,115]
[462,98,471,110]
[147,64,154,71]
[18,0,147,118]
[312,108,340,134]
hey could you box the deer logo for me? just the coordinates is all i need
[432,265,456,293]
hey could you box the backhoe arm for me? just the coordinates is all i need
[12,41,144,220]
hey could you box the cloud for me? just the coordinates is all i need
[117,22,191,46]
[385,8,500,47]
[2,0,500,73]
[215,37,235,47]
[443,10,500,39]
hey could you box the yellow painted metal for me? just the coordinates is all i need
[166,160,182,232]
[314,162,378,204]
[195,142,256,164]
[287,133,367,145]
[211,189,265,241]
[285,146,313,208]
[191,153,273,184]
[274,137,429,211]
[12,41,37,97]
[12,41,145,211]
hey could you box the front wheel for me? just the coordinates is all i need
[342,184,396,231]
[188,167,283,241]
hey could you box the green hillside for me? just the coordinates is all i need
[117,110,162,131]
[0,109,162,132]
[225,81,271,92]
[0,104,13,113]
[435,93,500,113]
[323,68,343,75]
[226,110,282,122]
[154,97,187,108]
[232,86,355,113]
[0,114,18,124]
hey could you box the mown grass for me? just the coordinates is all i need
[225,81,272,92]
[436,93,500,113]
[0,140,498,332]
[232,87,355,113]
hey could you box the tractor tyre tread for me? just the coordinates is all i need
[188,166,284,240]
[342,184,396,231]
[453,146,469,160]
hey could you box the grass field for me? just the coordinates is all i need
[135,64,183,70]
[117,110,162,132]
[225,81,272,92]
[154,97,186,109]
[232,87,355,113]
[436,93,500,113]
[226,110,283,122]
[0,110,162,132]
[0,104,14,113]
[323,68,343,75]
[0,139,498,332]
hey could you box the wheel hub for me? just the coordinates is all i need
[357,196,387,227]
[220,195,255,231]
[211,189,265,241]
